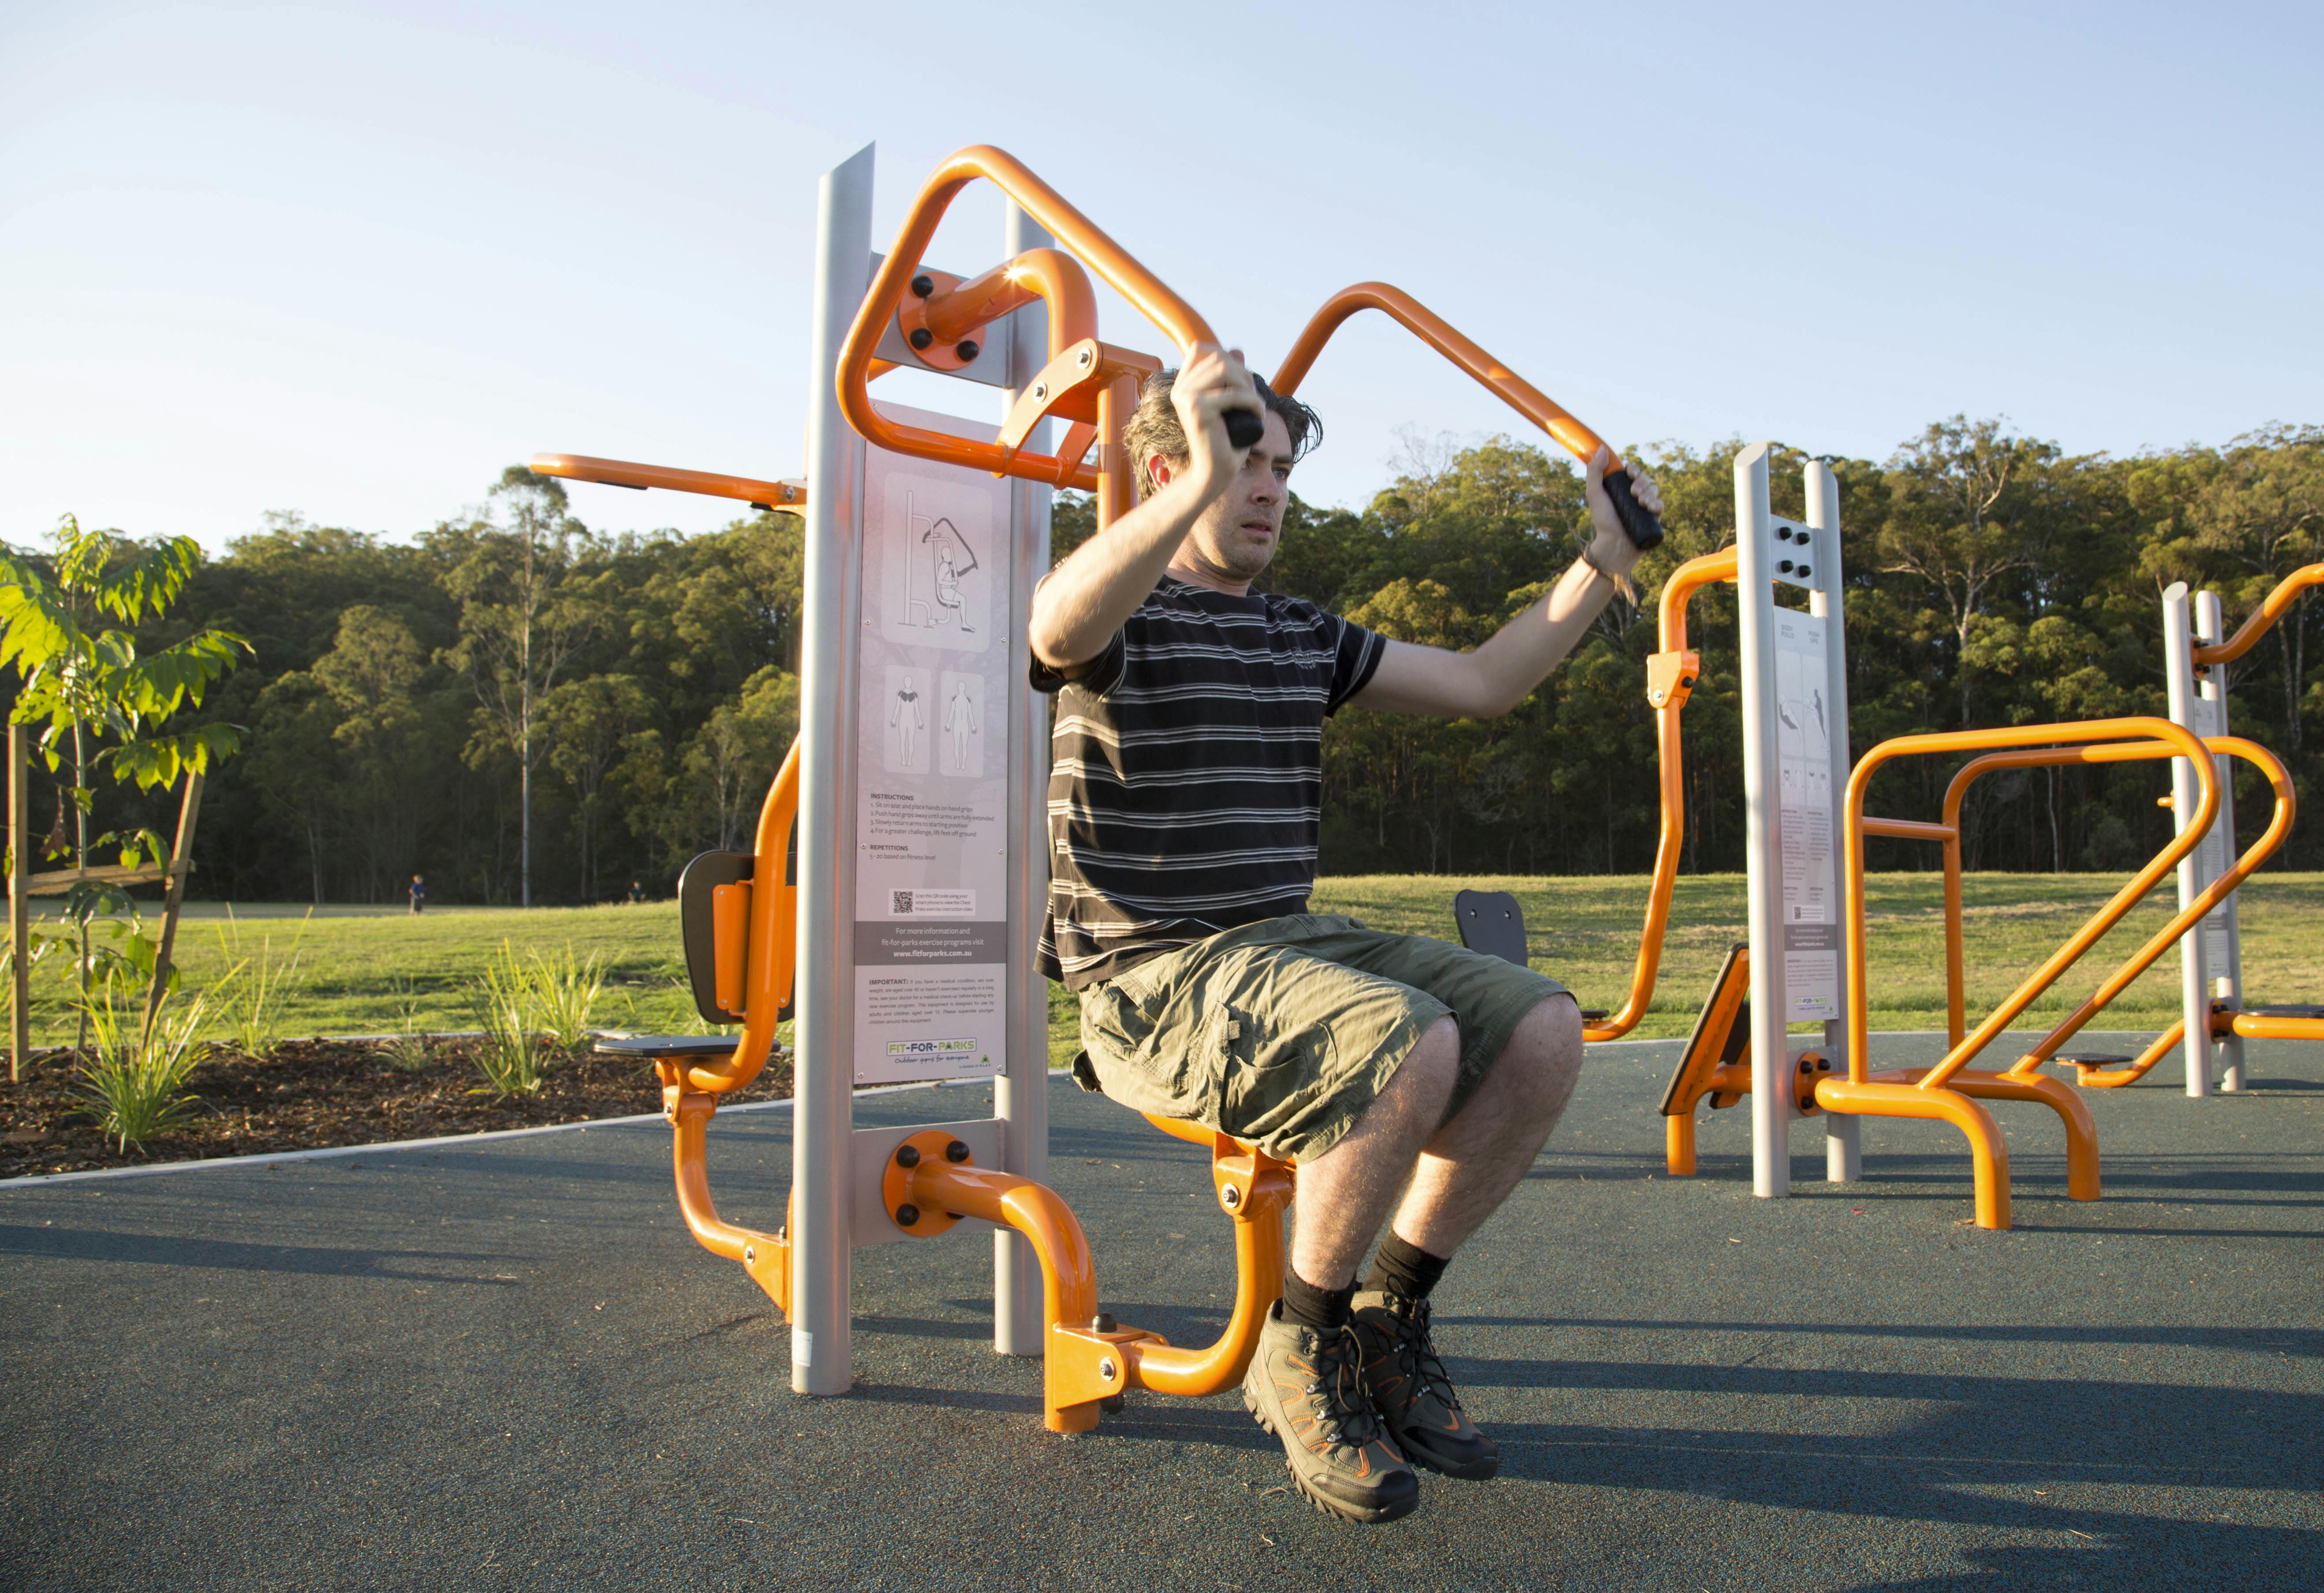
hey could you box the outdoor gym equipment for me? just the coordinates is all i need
[1631,453,2309,1227]
[2060,565,2324,1094]
[545,141,1682,1428]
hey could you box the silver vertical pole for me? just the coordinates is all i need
[995,200,1053,1356]
[1735,443,1790,1197]
[2161,581,2211,1099]
[1806,461,1860,1183]
[793,143,875,1395]
[2196,590,2246,1092]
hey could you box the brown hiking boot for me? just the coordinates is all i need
[1241,1301,1419,1523]
[1350,1289,1499,1480]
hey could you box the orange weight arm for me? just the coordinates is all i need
[1585,548,1737,1042]
[1273,283,1619,471]
[2192,562,2324,667]
[837,145,1223,487]
[527,453,806,512]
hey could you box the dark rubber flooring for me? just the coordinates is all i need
[4,1033,2320,1591]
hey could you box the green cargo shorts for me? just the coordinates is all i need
[1075,913,1572,1161]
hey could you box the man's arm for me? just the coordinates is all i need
[1028,346,1255,676]
[1350,447,1664,719]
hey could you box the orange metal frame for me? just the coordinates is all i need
[527,453,806,514]
[1584,548,1735,1041]
[1270,282,1642,483]
[1834,720,2301,1227]
[2189,562,2324,668]
[650,740,1294,1433]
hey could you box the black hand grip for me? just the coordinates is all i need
[1602,467,1664,551]
[1223,407,1264,449]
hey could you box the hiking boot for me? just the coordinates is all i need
[1350,1288,1499,1480]
[1241,1301,1419,1523]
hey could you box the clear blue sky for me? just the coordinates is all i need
[4,0,2319,548]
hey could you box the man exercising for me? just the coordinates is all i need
[1029,347,1658,1523]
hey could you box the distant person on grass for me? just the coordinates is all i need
[1029,347,1658,1523]
[408,874,424,915]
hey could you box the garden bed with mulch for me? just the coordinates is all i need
[0,1037,794,1181]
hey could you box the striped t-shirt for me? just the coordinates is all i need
[1030,576,1385,989]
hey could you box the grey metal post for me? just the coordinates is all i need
[2161,582,2211,1098]
[2196,589,2246,1092]
[1806,461,1860,1182]
[995,200,1054,1355]
[793,143,875,1394]
[1734,443,1790,1196]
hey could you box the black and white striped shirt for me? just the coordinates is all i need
[1030,577,1385,988]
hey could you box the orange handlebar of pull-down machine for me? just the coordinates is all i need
[837,145,1230,487]
[1270,283,1664,549]
[2191,562,2324,668]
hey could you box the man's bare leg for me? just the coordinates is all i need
[1388,994,1584,1259]
[1286,1015,1459,1287]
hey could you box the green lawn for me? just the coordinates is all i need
[22,874,2324,1062]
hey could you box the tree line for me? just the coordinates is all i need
[19,417,2320,905]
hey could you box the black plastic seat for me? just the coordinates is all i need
[1452,889,1607,1020]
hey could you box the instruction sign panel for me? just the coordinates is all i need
[1773,611,1839,1022]
[853,403,1011,1084]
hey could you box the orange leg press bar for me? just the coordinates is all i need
[664,1103,1292,1434]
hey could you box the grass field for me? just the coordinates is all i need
[21,872,2324,1064]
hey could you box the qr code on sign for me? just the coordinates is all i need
[892,891,913,914]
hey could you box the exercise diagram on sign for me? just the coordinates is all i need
[878,474,992,653]
[884,666,926,773]
[941,670,985,778]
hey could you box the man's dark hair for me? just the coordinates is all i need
[1120,369,1323,501]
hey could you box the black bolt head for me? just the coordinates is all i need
[1778,559,1796,574]
[1797,565,1812,579]
[945,1139,970,1163]
[955,339,979,362]
[908,327,933,351]
[1777,525,1793,541]
[910,274,934,298]
[895,1144,920,1168]
[1091,1312,1117,1332]
[894,1203,920,1227]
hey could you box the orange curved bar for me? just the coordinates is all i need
[1586,548,1738,1042]
[1923,736,2292,1082]
[2231,1011,2324,1041]
[1124,1151,1293,1398]
[665,1088,790,1310]
[917,247,1098,361]
[837,145,1220,487]
[1844,718,2218,1096]
[2002,737,2293,1077]
[906,1160,1100,1432]
[677,736,799,1094]
[1867,1067,2099,1200]
[1815,1076,2013,1229]
[528,453,805,511]
[1270,283,1626,473]
[2191,562,2324,667]
[2073,1019,2186,1088]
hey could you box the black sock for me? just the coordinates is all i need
[1279,1265,1355,1336]
[1365,1231,1449,1302]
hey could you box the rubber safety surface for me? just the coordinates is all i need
[4,1034,2320,1591]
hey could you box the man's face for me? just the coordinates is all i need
[1169,411,1295,586]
